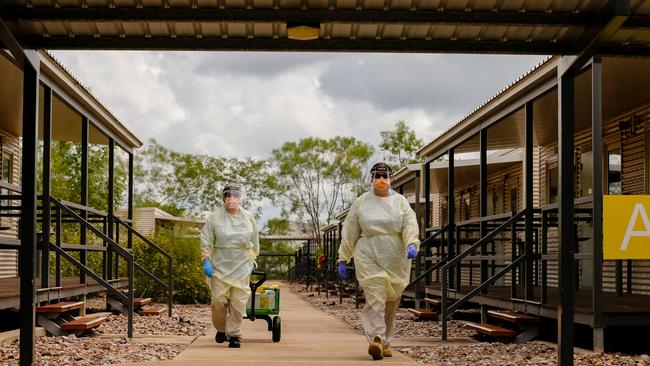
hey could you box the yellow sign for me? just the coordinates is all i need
[604,196,650,259]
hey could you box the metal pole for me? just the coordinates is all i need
[525,101,534,301]
[591,56,604,351]
[557,67,576,366]
[448,149,455,289]
[41,85,52,289]
[480,129,488,291]
[414,170,423,298]
[128,153,134,250]
[107,138,115,280]
[19,51,40,366]
[80,117,89,284]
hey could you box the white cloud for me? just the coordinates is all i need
[51,51,544,160]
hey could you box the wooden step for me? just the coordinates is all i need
[140,306,166,316]
[465,322,517,338]
[402,290,416,299]
[408,308,439,320]
[353,296,365,303]
[487,310,541,324]
[134,298,152,307]
[423,298,440,306]
[36,301,85,314]
[60,315,108,331]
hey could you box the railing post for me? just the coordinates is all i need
[128,256,134,338]
[41,85,52,289]
[80,116,89,284]
[441,267,448,341]
[511,213,517,299]
[55,205,61,287]
[479,129,488,293]
[447,149,455,290]
[541,210,548,304]
[168,256,173,317]
[524,101,534,301]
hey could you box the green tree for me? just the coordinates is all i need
[270,136,374,241]
[379,120,423,167]
[41,141,128,212]
[134,139,276,217]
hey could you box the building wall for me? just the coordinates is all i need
[0,129,21,278]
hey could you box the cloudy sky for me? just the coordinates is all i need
[50,51,547,159]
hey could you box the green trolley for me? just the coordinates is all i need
[245,271,281,342]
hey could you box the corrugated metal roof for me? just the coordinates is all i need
[2,0,649,52]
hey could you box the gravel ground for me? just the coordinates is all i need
[396,343,650,366]
[0,304,212,365]
[0,335,185,366]
[288,283,474,338]
[96,304,212,336]
[289,283,650,366]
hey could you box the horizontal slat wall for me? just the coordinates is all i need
[0,129,20,279]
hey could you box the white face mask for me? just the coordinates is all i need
[224,197,241,210]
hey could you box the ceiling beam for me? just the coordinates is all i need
[2,7,642,27]
[558,0,631,78]
[16,36,586,53]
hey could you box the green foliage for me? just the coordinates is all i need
[257,217,296,280]
[135,139,275,217]
[270,136,374,240]
[132,227,210,304]
[40,141,127,212]
[379,120,423,167]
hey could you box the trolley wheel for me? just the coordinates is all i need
[272,316,281,342]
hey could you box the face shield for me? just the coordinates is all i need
[369,163,393,193]
[222,185,243,210]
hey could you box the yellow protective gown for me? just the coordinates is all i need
[338,190,420,345]
[201,206,259,335]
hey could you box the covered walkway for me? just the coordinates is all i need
[123,282,418,365]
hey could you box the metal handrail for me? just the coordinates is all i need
[113,216,172,259]
[440,209,527,340]
[447,254,527,313]
[441,209,526,271]
[406,255,448,289]
[113,215,173,317]
[50,197,135,338]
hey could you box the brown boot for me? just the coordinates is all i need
[382,345,392,357]
[368,336,383,360]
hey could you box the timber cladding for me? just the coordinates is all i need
[429,100,650,294]
[0,129,21,279]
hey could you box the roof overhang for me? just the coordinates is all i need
[2,1,650,53]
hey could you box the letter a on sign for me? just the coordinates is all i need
[604,196,650,259]
[620,204,650,251]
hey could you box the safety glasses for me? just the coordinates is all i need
[223,191,241,199]
[372,172,391,180]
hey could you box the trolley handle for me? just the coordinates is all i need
[249,271,267,320]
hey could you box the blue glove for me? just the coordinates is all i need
[407,244,418,259]
[203,259,213,278]
[337,261,348,280]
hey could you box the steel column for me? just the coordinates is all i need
[480,129,488,291]
[128,153,134,249]
[414,170,423,297]
[107,138,115,280]
[525,102,534,301]
[447,149,455,289]
[591,56,604,350]
[19,50,40,366]
[41,85,52,289]
[80,117,89,284]
[557,68,576,366]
